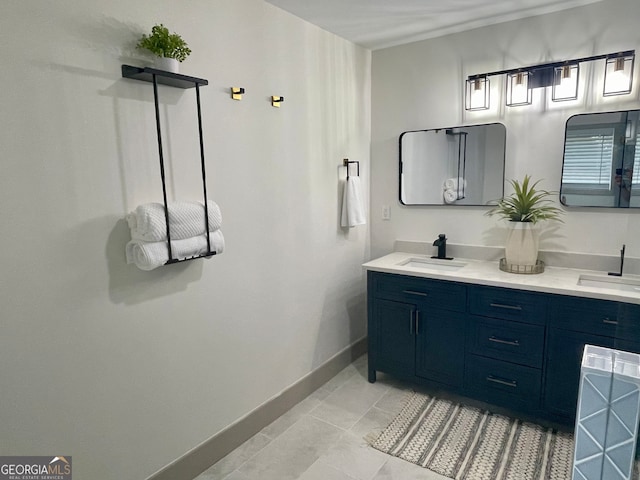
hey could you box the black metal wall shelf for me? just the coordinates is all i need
[122,65,208,89]
[121,64,215,265]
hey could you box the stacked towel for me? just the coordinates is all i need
[443,177,467,203]
[443,189,458,204]
[126,200,222,241]
[341,177,366,227]
[126,230,225,271]
[125,200,224,270]
[443,177,467,191]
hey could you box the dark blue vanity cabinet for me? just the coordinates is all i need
[367,270,640,427]
[367,272,466,388]
[544,295,640,422]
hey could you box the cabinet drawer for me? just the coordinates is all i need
[465,354,541,411]
[468,316,544,368]
[468,285,546,325]
[370,272,466,312]
[549,295,640,338]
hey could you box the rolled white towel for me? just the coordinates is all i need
[443,189,458,204]
[126,201,222,242]
[125,230,225,271]
[443,177,467,191]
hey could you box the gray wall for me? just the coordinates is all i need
[371,0,640,259]
[0,1,371,479]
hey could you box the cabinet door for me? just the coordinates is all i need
[415,306,466,388]
[371,298,416,377]
[544,328,614,420]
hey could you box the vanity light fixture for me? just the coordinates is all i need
[465,50,635,110]
[465,76,489,110]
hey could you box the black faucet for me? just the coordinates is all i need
[608,244,626,276]
[432,234,452,260]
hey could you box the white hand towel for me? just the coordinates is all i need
[341,177,366,227]
[443,177,467,191]
[443,189,458,204]
[126,201,222,242]
[125,230,225,271]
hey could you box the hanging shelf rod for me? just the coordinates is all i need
[122,65,215,265]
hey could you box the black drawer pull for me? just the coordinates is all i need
[404,290,429,297]
[489,302,522,311]
[486,375,518,388]
[602,318,619,325]
[489,336,520,347]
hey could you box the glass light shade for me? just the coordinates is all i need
[604,55,634,96]
[505,71,532,106]
[552,64,579,101]
[465,77,489,111]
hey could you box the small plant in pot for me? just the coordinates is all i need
[486,175,563,268]
[137,24,191,73]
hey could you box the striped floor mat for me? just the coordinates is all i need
[370,392,576,480]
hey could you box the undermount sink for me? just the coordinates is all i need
[398,257,468,272]
[577,274,640,293]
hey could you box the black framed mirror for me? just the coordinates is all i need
[399,123,506,206]
[561,110,640,208]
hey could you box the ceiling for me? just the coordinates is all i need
[263,0,605,50]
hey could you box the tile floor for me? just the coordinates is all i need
[195,354,450,480]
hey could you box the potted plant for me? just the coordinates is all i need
[486,175,563,267]
[137,24,191,73]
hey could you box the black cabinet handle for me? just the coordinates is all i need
[489,336,520,347]
[404,290,428,297]
[486,375,518,388]
[602,318,619,325]
[489,302,522,311]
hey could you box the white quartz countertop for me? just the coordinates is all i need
[363,252,640,305]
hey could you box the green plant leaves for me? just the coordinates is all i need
[137,24,191,62]
[486,174,563,224]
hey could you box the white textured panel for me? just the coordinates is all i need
[604,350,640,480]
[573,349,613,480]
[574,347,640,480]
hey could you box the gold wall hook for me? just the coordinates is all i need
[271,96,284,107]
[231,87,245,100]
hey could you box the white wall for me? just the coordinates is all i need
[371,0,640,260]
[0,1,370,479]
